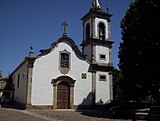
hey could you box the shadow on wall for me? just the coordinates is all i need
[76,92,115,119]
[76,92,105,110]
[77,92,93,110]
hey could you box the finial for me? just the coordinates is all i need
[90,0,102,11]
[62,21,68,36]
[29,44,34,57]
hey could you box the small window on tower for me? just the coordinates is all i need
[99,54,106,60]
[99,75,106,81]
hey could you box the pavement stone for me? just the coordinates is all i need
[0,108,132,121]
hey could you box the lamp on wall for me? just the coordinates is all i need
[23,72,26,78]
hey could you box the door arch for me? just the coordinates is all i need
[57,81,70,109]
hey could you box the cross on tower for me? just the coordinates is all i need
[62,21,68,36]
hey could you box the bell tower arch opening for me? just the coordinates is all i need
[86,23,90,41]
[98,22,105,40]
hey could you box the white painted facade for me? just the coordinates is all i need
[12,61,28,104]
[96,71,110,103]
[31,41,93,106]
[95,46,110,63]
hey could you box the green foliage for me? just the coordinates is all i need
[119,0,160,100]
[112,68,125,100]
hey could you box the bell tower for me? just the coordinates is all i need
[81,0,114,104]
[81,0,113,64]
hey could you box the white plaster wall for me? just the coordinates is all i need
[32,48,60,105]
[12,61,28,104]
[95,46,109,63]
[96,71,110,103]
[95,18,108,40]
[32,41,92,106]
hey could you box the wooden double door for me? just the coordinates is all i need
[57,81,70,109]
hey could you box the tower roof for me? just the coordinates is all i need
[90,0,102,11]
[81,0,112,22]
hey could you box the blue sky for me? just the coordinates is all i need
[0,0,132,77]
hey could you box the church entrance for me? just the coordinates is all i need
[57,81,70,109]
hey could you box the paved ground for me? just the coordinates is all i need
[0,107,132,121]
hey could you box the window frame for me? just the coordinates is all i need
[99,75,107,81]
[59,50,71,69]
[17,74,20,88]
[99,54,106,61]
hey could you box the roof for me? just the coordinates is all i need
[39,36,86,60]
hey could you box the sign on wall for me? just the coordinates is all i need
[81,73,87,79]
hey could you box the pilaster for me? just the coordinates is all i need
[92,72,96,105]
[109,73,113,100]
[53,84,57,109]
[26,57,36,106]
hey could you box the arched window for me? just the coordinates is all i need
[60,52,70,68]
[86,23,90,40]
[98,22,105,40]
[59,50,71,74]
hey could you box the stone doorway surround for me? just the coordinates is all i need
[51,76,76,109]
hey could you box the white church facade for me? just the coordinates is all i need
[9,0,114,109]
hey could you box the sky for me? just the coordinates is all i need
[0,0,132,77]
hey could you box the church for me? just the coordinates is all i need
[9,0,114,109]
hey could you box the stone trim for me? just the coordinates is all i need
[92,72,96,105]
[90,63,113,72]
[26,104,95,110]
[51,76,76,86]
[109,74,113,100]
[81,10,112,22]
[26,57,36,106]
[26,104,53,110]
[81,39,114,48]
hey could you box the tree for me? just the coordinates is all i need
[112,68,125,100]
[118,0,160,101]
